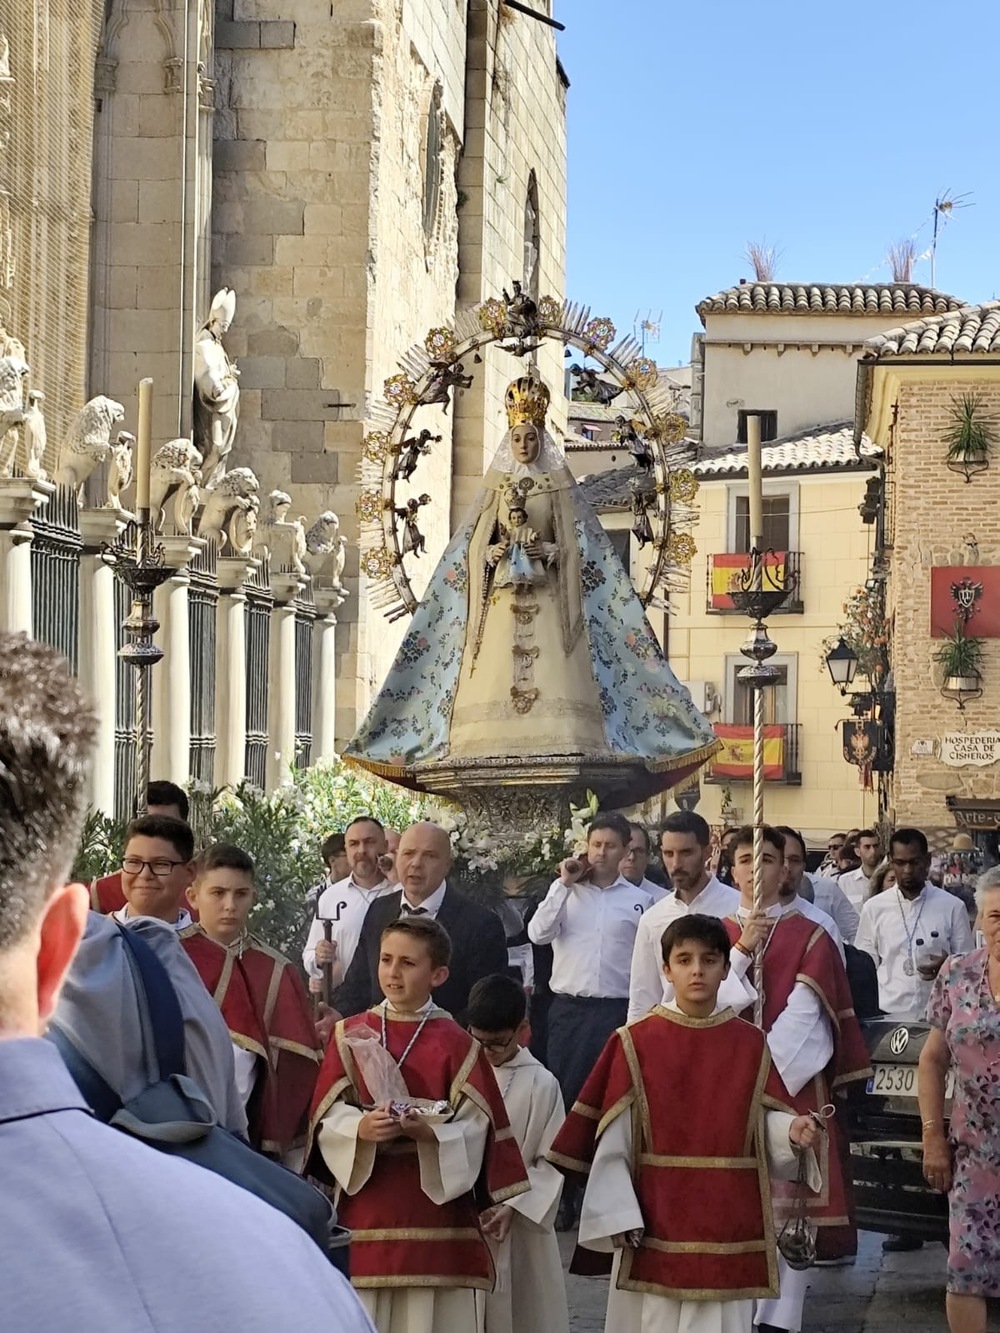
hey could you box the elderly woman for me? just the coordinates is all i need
[918,866,1000,1333]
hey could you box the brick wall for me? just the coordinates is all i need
[887,371,1000,827]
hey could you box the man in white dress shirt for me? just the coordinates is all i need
[776,825,857,949]
[528,812,652,1229]
[302,816,395,990]
[111,816,196,931]
[621,822,668,902]
[837,829,882,912]
[855,827,974,1019]
[628,810,739,1020]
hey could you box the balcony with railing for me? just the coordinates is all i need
[706,551,802,613]
[705,723,802,785]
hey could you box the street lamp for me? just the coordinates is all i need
[825,636,859,695]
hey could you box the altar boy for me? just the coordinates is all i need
[467,975,570,1333]
[548,915,820,1333]
[306,916,529,1333]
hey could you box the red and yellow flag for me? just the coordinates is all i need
[710,553,786,610]
[711,724,785,780]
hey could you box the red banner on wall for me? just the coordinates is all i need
[930,567,1000,638]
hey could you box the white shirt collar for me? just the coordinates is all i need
[340,873,391,896]
[385,996,435,1015]
[665,998,727,1017]
[400,879,447,917]
[113,904,193,932]
[736,899,783,920]
[580,872,635,892]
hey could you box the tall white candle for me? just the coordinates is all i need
[136,377,153,513]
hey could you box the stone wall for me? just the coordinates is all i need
[211,0,568,746]
[887,371,1000,829]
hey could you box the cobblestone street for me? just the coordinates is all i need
[561,1231,1000,1332]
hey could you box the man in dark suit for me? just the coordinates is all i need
[334,821,508,1024]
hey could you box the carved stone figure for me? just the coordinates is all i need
[22,389,47,480]
[54,395,125,499]
[570,364,623,406]
[394,428,439,481]
[105,431,135,510]
[150,438,203,535]
[198,466,259,553]
[230,492,260,558]
[0,354,28,476]
[193,287,240,489]
[259,488,306,573]
[421,362,473,414]
[304,511,346,585]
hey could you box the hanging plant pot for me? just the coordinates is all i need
[944,393,996,484]
[941,672,983,710]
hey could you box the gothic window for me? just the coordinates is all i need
[523,170,540,298]
[422,84,443,240]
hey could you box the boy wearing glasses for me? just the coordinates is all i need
[181,843,321,1162]
[467,975,569,1333]
[113,815,197,930]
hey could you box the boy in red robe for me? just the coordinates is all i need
[91,780,190,914]
[181,842,321,1161]
[549,914,821,1333]
[305,915,529,1333]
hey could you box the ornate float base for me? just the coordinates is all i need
[411,753,708,837]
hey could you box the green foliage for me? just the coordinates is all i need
[944,393,996,463]
[934,622,985,680]
[819,584,890,687]
[71,809,127,885]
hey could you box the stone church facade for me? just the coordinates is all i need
[0,0,567,806]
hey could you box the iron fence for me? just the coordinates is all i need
[31,485,82,672]
[244,555,272,789]
[294,591,316,770]
[188,540,219,787]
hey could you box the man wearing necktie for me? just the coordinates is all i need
[334,822,508,1025]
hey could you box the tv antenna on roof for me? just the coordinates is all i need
[928,190,973,288]
[633,310,662,354]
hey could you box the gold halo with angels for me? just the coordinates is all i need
[358,293,699,620]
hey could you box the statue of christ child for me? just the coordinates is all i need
[490,494,552,589]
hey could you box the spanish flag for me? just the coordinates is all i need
[710,552,787,610]
[711,724,786,780]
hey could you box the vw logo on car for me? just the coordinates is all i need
[888,1026,910,1057]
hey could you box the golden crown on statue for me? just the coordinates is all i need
[505,374,550,429]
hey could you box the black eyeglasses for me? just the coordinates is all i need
[122,856,186,878]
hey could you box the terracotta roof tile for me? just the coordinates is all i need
[696,282,964,324]
[861,301,1000,358]
[693,423,879,477]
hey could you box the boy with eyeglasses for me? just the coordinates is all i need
[467,975,569,1333]
[182,843,321,1162]
[113,815,197,930]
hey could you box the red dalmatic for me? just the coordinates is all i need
[723,911,872,1257]
[306,1008,529,1290]
[90,871,126,915]
[550,1007,792,1300]
[181,926,321,1155]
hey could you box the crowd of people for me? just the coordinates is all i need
[2,632,998,1333]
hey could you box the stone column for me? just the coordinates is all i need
[266,572,303,788]
[215,556,258,788]
[312,585,344,763]
[150,536,205,785]
[0,479,52,633]
[78,510,127,814]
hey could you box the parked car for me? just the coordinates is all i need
[849,1016,952,1242]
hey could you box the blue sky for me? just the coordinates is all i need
[552,0,999,365]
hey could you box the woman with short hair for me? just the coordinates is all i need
[918,867,1000,1333]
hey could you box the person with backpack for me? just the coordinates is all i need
[0,633,371,1331]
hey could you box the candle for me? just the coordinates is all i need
[136,377,153,514]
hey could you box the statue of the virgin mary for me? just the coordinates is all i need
[346,373,718,810]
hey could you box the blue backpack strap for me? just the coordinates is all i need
[117,924,187,1080]
[47,1025,123,1123]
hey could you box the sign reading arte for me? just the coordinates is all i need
[940,732,1000,768]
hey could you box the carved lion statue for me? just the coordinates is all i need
[105,431,135,511]
[197,466,260,555]
[304,510,345,586]
[150,437,203,535]
[0,354,29,476]
[54,395,126,499]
